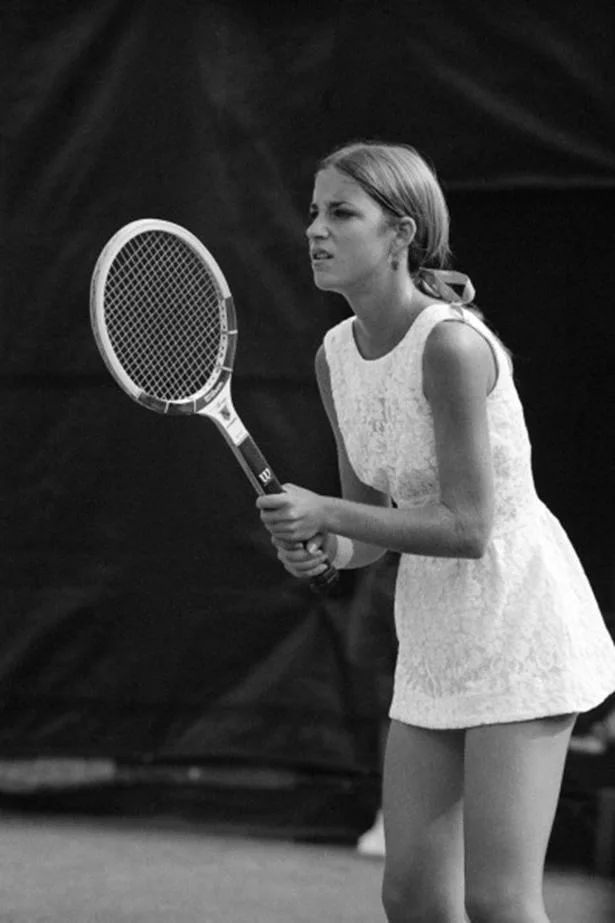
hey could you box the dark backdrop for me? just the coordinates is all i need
[1,0,614,775]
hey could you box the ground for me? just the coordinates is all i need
[0,811,612,923]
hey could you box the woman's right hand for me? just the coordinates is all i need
[271,534,333,580]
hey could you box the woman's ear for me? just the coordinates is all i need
[397,216,417,248]
[389,216,416,269]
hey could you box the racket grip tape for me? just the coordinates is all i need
[309,560,340,594]
[235,436,340,594]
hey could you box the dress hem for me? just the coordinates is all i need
[388,686,615,730]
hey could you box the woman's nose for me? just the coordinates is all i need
[306,217,327,239]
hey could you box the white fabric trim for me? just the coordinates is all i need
[331,535,354,569]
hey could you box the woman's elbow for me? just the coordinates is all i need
[464,536,488,559]
[456,513,492,559]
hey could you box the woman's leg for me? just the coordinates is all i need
[381,720,467,923]
[464,714,577,923]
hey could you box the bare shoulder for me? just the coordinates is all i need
[314,342,327,377]
[314,343,330,391]
[425,318,491,365]
[423,320,495,399]
[314,342,335,411]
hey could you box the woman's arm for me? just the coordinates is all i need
[258,320,496,560]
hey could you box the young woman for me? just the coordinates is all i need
[256,141,615,923]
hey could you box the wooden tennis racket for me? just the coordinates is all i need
[90,218,339,592]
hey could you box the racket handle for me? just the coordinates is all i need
[308,561,340,594]
[233,435,340,594]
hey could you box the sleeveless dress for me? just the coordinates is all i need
[323,304,615,728]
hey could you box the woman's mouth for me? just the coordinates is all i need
[311,249,333,266]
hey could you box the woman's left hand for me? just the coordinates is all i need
[256,483,329,543]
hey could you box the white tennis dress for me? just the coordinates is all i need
[323,303,615,728]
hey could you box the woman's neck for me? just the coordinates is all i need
[348,278,437,359]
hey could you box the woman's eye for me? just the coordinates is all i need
[307,207,353,224]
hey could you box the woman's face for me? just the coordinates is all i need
[306,166,396,296]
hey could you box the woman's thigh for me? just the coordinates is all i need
[463,714,576,918]
[382,720,466,920]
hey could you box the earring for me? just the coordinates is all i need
[391,257,399,271]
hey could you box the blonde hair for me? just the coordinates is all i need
[318,140,451,274]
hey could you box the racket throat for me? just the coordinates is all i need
[200,388,282,495]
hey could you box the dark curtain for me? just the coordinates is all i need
[1,0,614,770]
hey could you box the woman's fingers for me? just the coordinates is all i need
[281,559,327,577]
[272,536,325,560]
[305,532,325,554]
[271,536,302,551]
[271,536,327,577]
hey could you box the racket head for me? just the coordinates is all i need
[90,219,237,414]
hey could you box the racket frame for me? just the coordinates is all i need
[90,218,339,589]
[90,219,235,416]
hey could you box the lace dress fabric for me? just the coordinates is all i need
[323,304,615,728]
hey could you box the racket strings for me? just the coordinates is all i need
[105,232,225,401]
